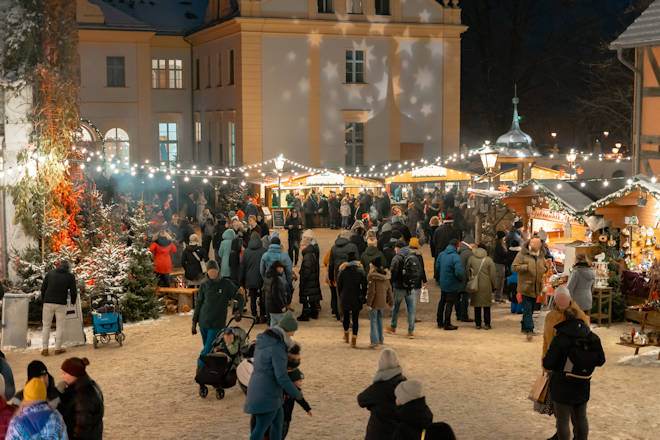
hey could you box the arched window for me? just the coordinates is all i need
[104,128,130,168]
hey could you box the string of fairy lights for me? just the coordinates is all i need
[0,143,636,188]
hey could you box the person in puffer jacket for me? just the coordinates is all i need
[263,261,290,327]
[6,378,67,440]
[337,253,367,348]
[149,231,177,287]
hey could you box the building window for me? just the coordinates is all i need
[228,50,235,85]
[106,56,125,88]
[345,122,364,166]
[195,121,202,143]
[152,59,183,89]
[219,142,224,164]
[217,54,222,87]
[346,0,363,14]
[318,0,333,13]
[195,58,200,90]
[158,122,178,163]
[206,56,211,88]
[168,59,183,88]
[104,128,130,167]
[375,0,390,15]
[229,121,236,166]
[346,50,365,84]
[208,141,213,164]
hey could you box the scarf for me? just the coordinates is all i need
[270,326,296,350]
[373,366,403,383]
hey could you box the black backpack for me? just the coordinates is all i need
[564,330,604,378]
[402,254,423,290]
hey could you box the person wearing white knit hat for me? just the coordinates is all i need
[357,349,405,440]
[393,380,433,439]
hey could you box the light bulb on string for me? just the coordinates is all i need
[184,176,189,182]
[603,180,609,187]
[580,182,585,187]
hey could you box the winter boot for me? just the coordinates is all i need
[343,331,349,343]
[351,335,357,348]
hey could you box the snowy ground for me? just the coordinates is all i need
[4,229,659,440]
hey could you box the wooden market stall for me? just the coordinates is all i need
[384,165,475,201]
[499,165,564,182]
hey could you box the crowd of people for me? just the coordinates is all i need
[0,354,103,439]
[21,182,607,439]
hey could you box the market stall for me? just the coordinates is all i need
[498,165,564,182]
[384,165,475,198]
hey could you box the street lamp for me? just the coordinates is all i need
[274,154,284,208]
[479,145,499,187]
[566,150,577,179]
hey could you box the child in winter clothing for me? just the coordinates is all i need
[282,344,312,439]
[393,380,433,440]
[337,253,368,347]
[6,378,67,439]
[507,272,523,314]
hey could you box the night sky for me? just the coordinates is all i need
[459,0,648,153]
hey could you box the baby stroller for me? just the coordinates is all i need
[195,315,256,400]
[90,294,125,348]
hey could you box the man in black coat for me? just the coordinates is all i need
[357,348,406,440]
[302,195,317,229]
[432,218,461,256]
[543,308,605,440]
[59,357,104,440]
[41,261,77,356]
[318,196,329,228]
[285,210,303,266]
[240,232,267,323]
[328,192,341,229]
[376,191,391,220]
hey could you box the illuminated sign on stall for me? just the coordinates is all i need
[305,173,344,186]
[411,165,448,178]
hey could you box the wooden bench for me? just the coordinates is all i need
[156,287,198,313]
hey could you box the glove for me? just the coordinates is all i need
[191,321,197,335]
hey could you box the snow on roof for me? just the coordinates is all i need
[610,0,660,49]
[87,0,208,35]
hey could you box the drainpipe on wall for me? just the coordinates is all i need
[616,47,643,176]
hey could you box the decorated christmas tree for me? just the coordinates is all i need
[120,210,161,321]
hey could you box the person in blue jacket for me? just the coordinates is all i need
[434,238,465,330]
[245,311,303,440]
[260,236,295,301]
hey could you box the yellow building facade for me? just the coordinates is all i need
[77,0,465,168]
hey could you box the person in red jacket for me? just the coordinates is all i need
[149,231,177,287]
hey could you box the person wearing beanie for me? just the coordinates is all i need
[260,234,295,304]
[181,233,205,284]
[387,237,425,338]
[282,364,312,439]
[59,358,104,440]
[456,236,475,324]
[493,230,509,303]
[193,258,245,367]
[6,377,67,440]
[10,361,61,409]
[245,310,303,440]
[361,237,387,271]
[393,379,433,440]
[337,252,368,347]
[357,349,406,440]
